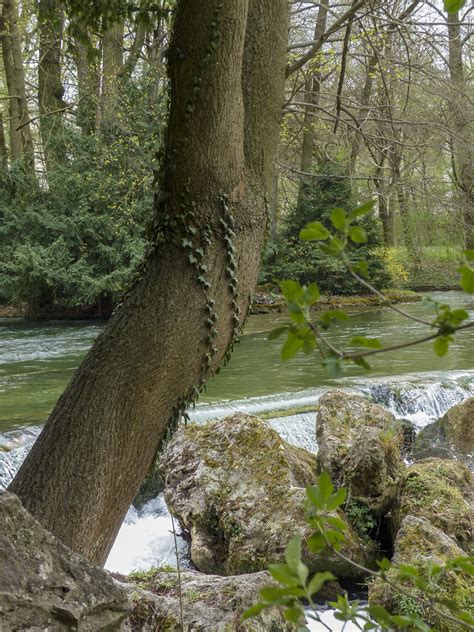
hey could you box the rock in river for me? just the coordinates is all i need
[316,390,404,517]
[123,568,299,631]
[369,515,474,632]
[162,413,372,579]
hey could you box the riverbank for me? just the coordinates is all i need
[250,288,421,314]
[0,289,422,320]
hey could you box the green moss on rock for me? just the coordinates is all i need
[390,458,473,552]
[369,515,473,632]
[162,413,373,579]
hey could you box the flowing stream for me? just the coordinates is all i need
[1,290,473,631]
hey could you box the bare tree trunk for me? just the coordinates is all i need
[0,110,7,166]
[10,0,288,566]
[1,0,35,172]
[447,11,474,248]
[0,3,22,161]
[38,0,66,173]
[101,20,124,129]
[73,37,101,135]
[269,168,279,240]
[299,1,329,170]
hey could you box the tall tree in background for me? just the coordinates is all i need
[10,0,288,565]
[447,10,474,248]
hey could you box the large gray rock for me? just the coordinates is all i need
[389,458,473,552]
[0,492,129,631]
[369,516,474,632]
[122,569,299,631]
[413,397,474,467]
[316,390,403,516]
[163,413,372,579]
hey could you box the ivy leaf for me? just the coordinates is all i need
[444,0,467,13]
[350,200,375,219]
[348,226,367,244]
[300,222,331,241]
[351,336,382,349]
[459,265,474,292]
[330,207,348,231]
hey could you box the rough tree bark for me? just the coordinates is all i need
[447,11,474,248]
[38,0,67,173]
[101,20,124,129]
[73,36,101,135]
[10,0,288,566]
[0,0,35,171]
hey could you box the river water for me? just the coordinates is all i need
[1,290,473,631]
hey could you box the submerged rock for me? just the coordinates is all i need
[0,491,129,630]
[123,569,299,631]
[369,515,474,632]
[413,396,474,467]
[163,413,372,579]
[390,458,473,552]
[316,390,403,516]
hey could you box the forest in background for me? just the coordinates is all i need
[0,0,472,314]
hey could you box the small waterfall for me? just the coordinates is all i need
[365,372,474,428]
[0,426,41,490]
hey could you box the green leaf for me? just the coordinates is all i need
[464,249,474,261]
[351,336,382,349]
[300,222,331,241]
[326,488,347,511]
[444,0,467,13]
[450,308,469,324]
[268,564,300,587]
[284,537,302,568]
[330,207,348,231]
[284,606,304,624]
[307,532,327,553]
[323,355,343,378]
[268,326,288,340]
[459,265,474,292]
[433,335,451,357]
[317,471,334,502]
[307,571,335,597]
[242,603,266,620]
[319,236,344,256]
[353,260,369,278]
[350,200,376,219]
[353,357,371,371]
[305,282,320,304]
[348,226,367,243]
[322,310,349,322]
[281,331,303,360]
[280,280,304,302]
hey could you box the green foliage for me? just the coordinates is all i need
[261,163,390,294]
[244,473,474,631]
[345,502,377,538]
[0,76,162,312]
[444,0,468,13]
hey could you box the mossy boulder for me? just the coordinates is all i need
[122,569,299,631]
[368,516,474,632]
[390,458,473,552]
[413,397,474,467]
[162,413,372,579]
[316,390,404,516]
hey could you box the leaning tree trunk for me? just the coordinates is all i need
[447,11,474,248]
[10,0,288,566]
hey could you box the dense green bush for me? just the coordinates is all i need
[0,78,161,313]
[260,162,390,294]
